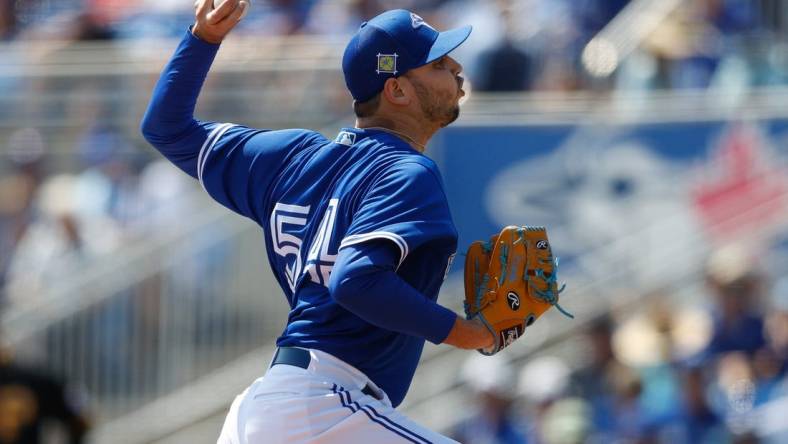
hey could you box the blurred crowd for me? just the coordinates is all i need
[451,246,788,444]
[0,124,201,310]
[0,0,785,92]
[0,122,236,442]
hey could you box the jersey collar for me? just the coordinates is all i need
[334,127,421,153]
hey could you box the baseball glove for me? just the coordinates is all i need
[464,226,572,355]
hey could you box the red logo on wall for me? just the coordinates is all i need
[691,124,787,242]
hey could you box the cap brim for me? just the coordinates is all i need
[425,25,472,64]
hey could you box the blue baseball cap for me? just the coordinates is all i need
[342,9,472,102]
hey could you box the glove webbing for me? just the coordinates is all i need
[529,257,573,318]
[517,227,574,319]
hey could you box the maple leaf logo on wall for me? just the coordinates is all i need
[691,124,787,243]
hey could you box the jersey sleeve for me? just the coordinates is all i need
[197,126,320,221]
[140,28,323,224]
[328,241,457,344]
[339,161,455,268]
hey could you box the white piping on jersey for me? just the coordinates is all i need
[339,232,409,269]
[197,123,236,188]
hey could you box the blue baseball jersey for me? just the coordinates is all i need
[141,31,459,406]
[199,125,457,404]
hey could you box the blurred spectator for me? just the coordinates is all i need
[517,356,571,443]
[0,0,16,40]
[267,0,319,35]
[451,354,528,444]
[3,173,122,310]
[574,0,631,40]
[756,276,788,404]
[568,316,623,437]
[703,245,766,357]
[653,365,728,444]
[711,352,759,421]
[0,128,47,304]
[0,345,89,443]
[74,121,142,227]
[751,346,783,404]
[669,1,726,89]
[68,11,115,41]
[572,313,675,441]
[473,4,534,92]
[528,1,585,92]
[539,398,591,444]
[518,356,570,407]
[135,160,199,231]
[765,277,788,368]
[606,363,648,440]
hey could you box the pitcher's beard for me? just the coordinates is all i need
[411,79,461,127]
[441,105,460,127]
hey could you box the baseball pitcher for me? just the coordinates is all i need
[141,1,569,442]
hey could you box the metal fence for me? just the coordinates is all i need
[3,198,288,421]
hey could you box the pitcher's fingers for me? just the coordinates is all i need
[217,0,247,26]
[195,0,212,16]
[207,0,239,25]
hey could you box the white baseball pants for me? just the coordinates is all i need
[216,348,458,444]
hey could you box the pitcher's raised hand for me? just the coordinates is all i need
[192,0,247,44]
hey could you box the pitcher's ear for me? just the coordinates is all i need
[382,77,411,105]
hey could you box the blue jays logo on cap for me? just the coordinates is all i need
[410,13,434,30]
[376,53,399,75]
[342,9,473,102]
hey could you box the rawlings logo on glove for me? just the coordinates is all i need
[464,226,573,355]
